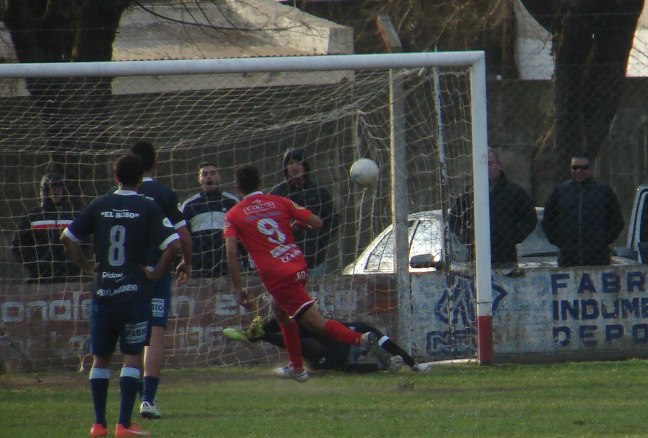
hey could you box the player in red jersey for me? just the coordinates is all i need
[224,165,376,382]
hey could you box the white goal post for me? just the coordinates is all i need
[0,52,491,371]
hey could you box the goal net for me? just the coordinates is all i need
[0,53,489,372]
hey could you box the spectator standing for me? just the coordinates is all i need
[12,172,81,283]
[61,154,180,438]
[449,148,537,267]
[542,154,624,267]
[224,165,376,383]
[270,148,337,275]
[129,141,192,420]
[181,163,239,278]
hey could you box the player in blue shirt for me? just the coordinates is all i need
[129,141,192,419]
[61,154,180,438]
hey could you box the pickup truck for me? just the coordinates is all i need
[616,184,648,263]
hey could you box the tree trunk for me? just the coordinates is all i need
[524,0,645,202]
[1,0,132,203]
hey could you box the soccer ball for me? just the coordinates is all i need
[350,158,379,188]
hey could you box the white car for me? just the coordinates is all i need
[342,208,559,275]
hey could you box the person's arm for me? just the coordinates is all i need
[175,225,193,285]
[294,213,323,231]
[12,223,30,263]
[147,239,181,281]
[515,189,538,243]
[60,232,95,275]
[225,235,251,309]
[605,186,625,244]
[448,190,472,244]
[318,189,336,231]
[12,213,41,264]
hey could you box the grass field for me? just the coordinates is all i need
[2,360,648,437]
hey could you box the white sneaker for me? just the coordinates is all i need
[274,365,309,383]
[413,362,433,373]
[139,400,162,419]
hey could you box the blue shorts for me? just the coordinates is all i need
[150,276,171,328]
[89,300,150,357]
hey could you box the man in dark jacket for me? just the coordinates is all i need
[542,154,624,267]
[12,172,81,283]
[181,162,240,278]
[449,148,538,267]
[270,148,338,273]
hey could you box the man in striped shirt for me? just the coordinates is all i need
[181,162,240,278]
[12,172,81,283]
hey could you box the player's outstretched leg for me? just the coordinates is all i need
[300,306,377,350]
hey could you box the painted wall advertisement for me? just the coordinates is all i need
[410,264,648,362]
[3,264,648,369]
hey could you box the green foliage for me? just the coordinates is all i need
[1,361,648,437]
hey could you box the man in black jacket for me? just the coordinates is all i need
[449,148,538,267]
[12,173,81,283]
[181,162,240,278]
[270,148,338,274]
[542,154,624,267]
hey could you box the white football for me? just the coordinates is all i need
[350,158,379,188]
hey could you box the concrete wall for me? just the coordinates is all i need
[411,264,648,363]
[5,263,648,370]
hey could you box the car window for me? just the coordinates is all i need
[365,219,417,272]
[365,231,394,271]
[410,218,442,260]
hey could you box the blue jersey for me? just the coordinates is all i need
[139,177,186,268]
[63,190,179,303]
[139,178,185,229]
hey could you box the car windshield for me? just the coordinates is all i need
[365,219,416,272]
[349,208,553,275]
[364,215,468,272]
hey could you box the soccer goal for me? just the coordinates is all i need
[0,52,491,372]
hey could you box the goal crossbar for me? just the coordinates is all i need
[0,52,485,78]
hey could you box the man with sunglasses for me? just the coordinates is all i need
[542,154,624,267]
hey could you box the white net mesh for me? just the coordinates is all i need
[0,55,480,371]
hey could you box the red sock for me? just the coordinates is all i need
[323,320,362,346]
[279,321,303,370]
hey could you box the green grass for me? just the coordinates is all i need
[2,360,648,437]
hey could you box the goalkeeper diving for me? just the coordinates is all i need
[224,316,428,373]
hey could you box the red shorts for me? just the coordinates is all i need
[266,270,314,319]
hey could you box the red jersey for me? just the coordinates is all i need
[224,192,313,286]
